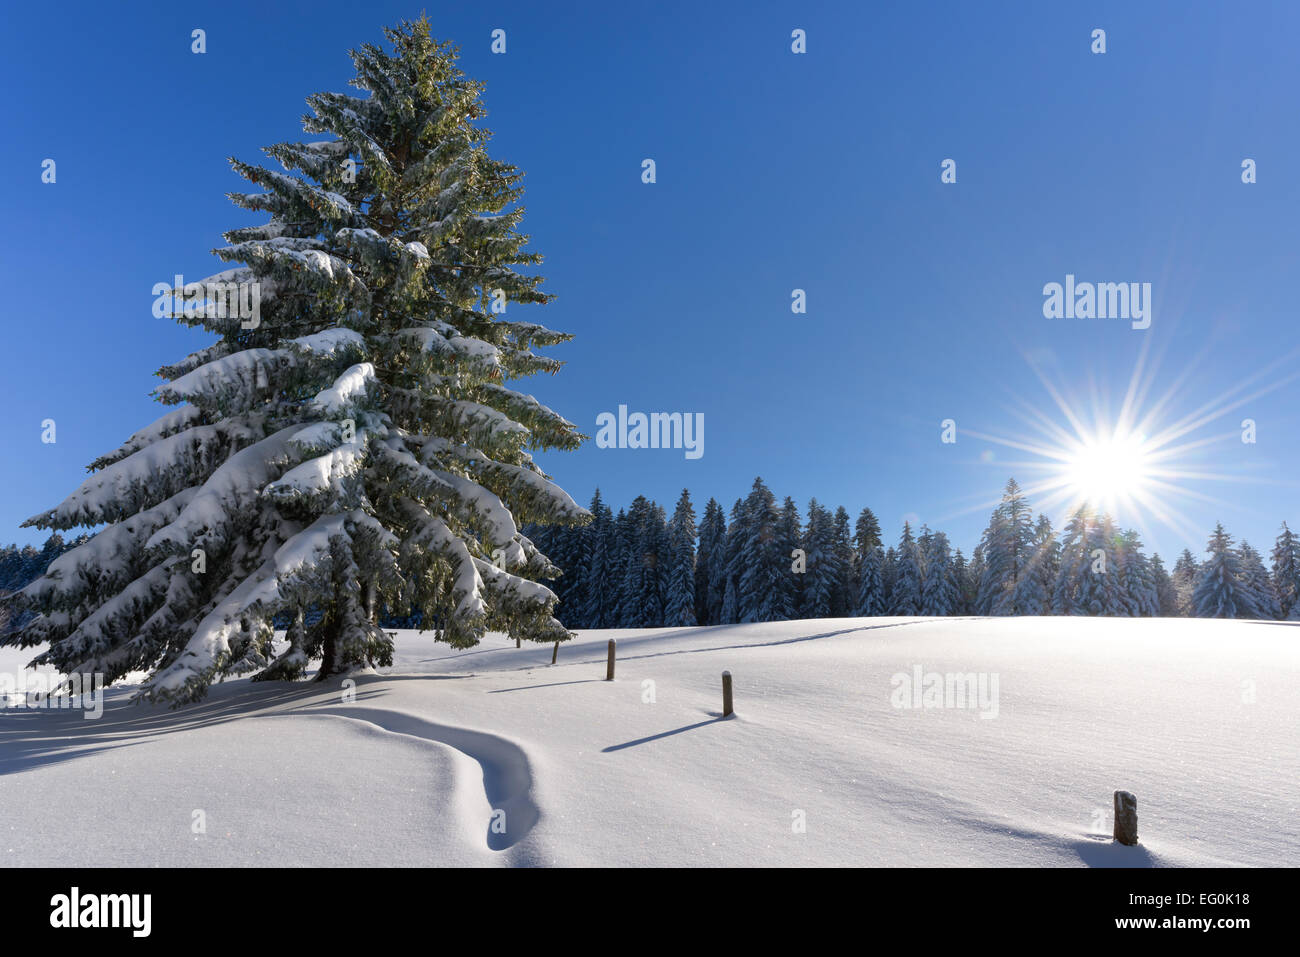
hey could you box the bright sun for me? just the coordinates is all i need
[1063,433,1151,508]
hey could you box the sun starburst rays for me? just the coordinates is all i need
[938,337,1300,550]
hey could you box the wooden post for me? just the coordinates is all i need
[722,671,733,717]
[551,641,559,665]
[605,638,616,681]
[1113,790,1138,845]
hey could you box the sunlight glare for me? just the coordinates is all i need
[1064,432,1150,510]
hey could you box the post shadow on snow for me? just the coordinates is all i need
[1071,834,1158,867]
[487,678,603,694]
[602,712,737,753]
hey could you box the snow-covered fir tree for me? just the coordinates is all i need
[1193,524,1259,619]
[881,546,898,609]
[919,530,958,616]
[800,499,837,618]
[830,506,856,617]
[1150,553,1178,617]
[951,548,972,615]
[607,507,629,624]
[1053,506,1117,615]
[977,479,1036,614]
[1013,514,1058,615]
[854,507,882,555]
[1115,529,1159,617]
[855,544,886,616]
[663,490,697,626]
[736,478,788,622]
[965,545,985,615]
[1171,548,1199,617]
[852,506,883,614]
[1090,515,1127,615]
[618,496,665,627]
[1271,522,1300,620]
[891,523,924,616]
[5,20,589,703]
[695,498,727,625]
[719,499,745,623]
[579,490,618,628]
[776,496,803,619]
[1238,541,1280,620]
[0,534,89,636]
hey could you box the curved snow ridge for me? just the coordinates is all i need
[293,705,541,854]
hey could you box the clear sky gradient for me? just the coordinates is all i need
[4,0,1299,561]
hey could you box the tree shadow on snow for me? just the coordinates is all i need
[0,672,396,776]
[585,619,957,671]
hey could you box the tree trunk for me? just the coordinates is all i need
[313,613,346,681]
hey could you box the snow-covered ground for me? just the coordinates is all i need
[1,616,1296,866]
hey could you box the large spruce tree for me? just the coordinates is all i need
[4,20,588,703]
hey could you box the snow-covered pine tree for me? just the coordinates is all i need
[891,523,923,616]
[1014,514,1058,615]
[801,499,837,618]
[619,496,665,627]
[917,525,934,603]
[852,506,883,615]
[1116,529,1158,617]
[1238,541,1280,620]
[608,507,630,623]
[856,545,886,616]
[1192,524,1259,619]
[695,498,727,625]
[964,545,984,615]
[776,496,803,619]
[1150,553,1178,617]
[1085,514,1126,615]
[736,478,787,622]
[1052,506,1094,615]
[1271,522,1300,620]
[853,507,882,554]
[539,521,584,626]
[919,530,958,616]
[664,490,697,626]
[881,546,898,609]
[977,479,1035,615]
[4,21,588,703]
[581,489,618,628]
[719,499,745,623]
[830,506,856,617]
[951,548,971,614]
[1171,548,1199,617]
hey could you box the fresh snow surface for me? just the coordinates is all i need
[1,616,1296,867]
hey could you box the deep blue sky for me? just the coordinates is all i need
[4,0,1299,560]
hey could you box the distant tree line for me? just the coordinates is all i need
[525,478,1300,628]
[6,477,1297,643]
[0,534,91,634]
